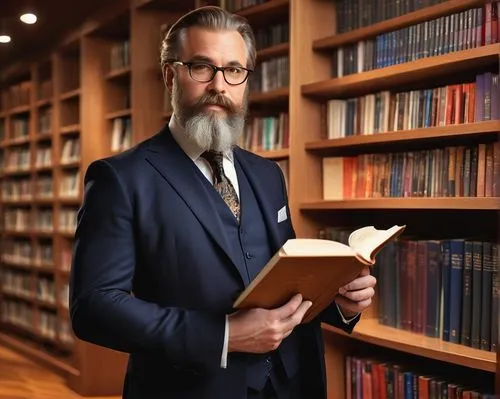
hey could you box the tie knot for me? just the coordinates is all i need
[201,151,224,182]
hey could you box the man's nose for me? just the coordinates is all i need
[207,69,226,93]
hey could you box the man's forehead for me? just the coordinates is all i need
[179,27,248,62]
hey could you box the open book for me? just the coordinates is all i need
[233,224,406,323]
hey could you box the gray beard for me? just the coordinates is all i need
[172,80,247,153]
[184,111,245,153]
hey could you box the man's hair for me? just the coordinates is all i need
[160,6,257,71]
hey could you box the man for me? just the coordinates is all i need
[69,6,376,399]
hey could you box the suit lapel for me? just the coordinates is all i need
[234,148,281,253]
[144,126,248,285]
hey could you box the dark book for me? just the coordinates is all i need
[471,241,483,349]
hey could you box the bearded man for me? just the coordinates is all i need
[69,6,376,399]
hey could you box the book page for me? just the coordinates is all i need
[348,225,405,264]
[282,238,355,257]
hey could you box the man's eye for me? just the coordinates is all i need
[192,64,211,72]
[227,67,243,74]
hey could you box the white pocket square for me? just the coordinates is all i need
[277,206,287,223]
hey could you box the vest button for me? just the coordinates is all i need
[245,252,253,259]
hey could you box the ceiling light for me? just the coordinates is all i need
[20,13,37,24]
[0,35,11,44]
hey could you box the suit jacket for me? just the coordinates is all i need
[69,125,359,399]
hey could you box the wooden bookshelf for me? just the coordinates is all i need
[249,87,289,104]
[257,42,289,62]
[292,0,499,397]
[322,319,497,373]
[302,44,500,99]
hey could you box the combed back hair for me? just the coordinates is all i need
[160,6,257,71]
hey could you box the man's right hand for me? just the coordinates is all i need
[227,293,312,354]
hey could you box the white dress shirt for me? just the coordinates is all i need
[168,116,358,369]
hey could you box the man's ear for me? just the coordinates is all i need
[164,65,174,93]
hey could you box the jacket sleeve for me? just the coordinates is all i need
[69,159,225,371]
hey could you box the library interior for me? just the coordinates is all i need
[0,0,498,398]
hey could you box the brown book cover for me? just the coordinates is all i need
[233,225,406,324]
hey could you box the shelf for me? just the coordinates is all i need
[236,0,289,25]
[313,0,487,50]
[301,198,500,210]
[254,148,289,159]
[36,98,52,108]
[60,88,80,101]
[9,105,30,115]
[0,332,78,377]
[59,160,81,169]
[35,132,53,142]
[306,121,500,153]
[322,319,497,373]
[257,42,289,62]
[60,124,80,135]
[5,137,30,147]
[250,87,289,104]
[106,109,132,119]
[302,44,500,100]
[106,66,131,81]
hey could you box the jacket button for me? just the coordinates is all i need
[245,252,253,259]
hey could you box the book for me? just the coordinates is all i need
[233,224,406,323]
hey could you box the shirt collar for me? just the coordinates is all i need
[168,114,234,163]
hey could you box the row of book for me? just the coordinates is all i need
[2,269,32,299]
[10,117,30,140]
[4,149,30,172]
[322,73,499,139]
[0,81,31,111]
[334,0,445,34]
[377,239,498,352]
[59,171,80,198]
[36,147,52,168]
[221,0,268,13]
[111,116,132,153]
[61,137,80,164]
[2,241,53,268]
[4,209,54,232]
[334,3,499,77]
[322,142,500,199]
[249,56,289,93]
[346,355,495,399]
[38,107,52,134]
[110,40,130,72]
[1,179,32,201]
[255,22,289,50]
[237,113,289,152]
[1,299,74,346]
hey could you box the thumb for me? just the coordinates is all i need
[273,293,303,320]
[360,266,370,277]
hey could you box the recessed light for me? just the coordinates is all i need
[0,35,11,44]
[20,13,37,24]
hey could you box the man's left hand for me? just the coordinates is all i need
[335,265,376,318]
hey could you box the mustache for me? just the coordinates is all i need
[196,92,238,114]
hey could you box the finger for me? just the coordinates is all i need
[284,300,312,329]
[339,275,377,294]
[335,295,372,314]
[359,266,371,277]
[340,287,375,303]
[273,293,303,319]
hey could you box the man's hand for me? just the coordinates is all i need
[227,293,312,354]
[335,265,376,318]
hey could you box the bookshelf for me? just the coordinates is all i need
[292,0,499,397]
[0,0,497,397]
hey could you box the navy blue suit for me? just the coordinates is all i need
[69,125,359,399]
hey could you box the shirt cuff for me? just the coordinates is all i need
[336,303,359,324]
[220,315,229,368]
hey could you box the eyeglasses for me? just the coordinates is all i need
[172,61,253,86]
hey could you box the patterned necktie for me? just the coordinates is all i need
[201,151,240,222]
